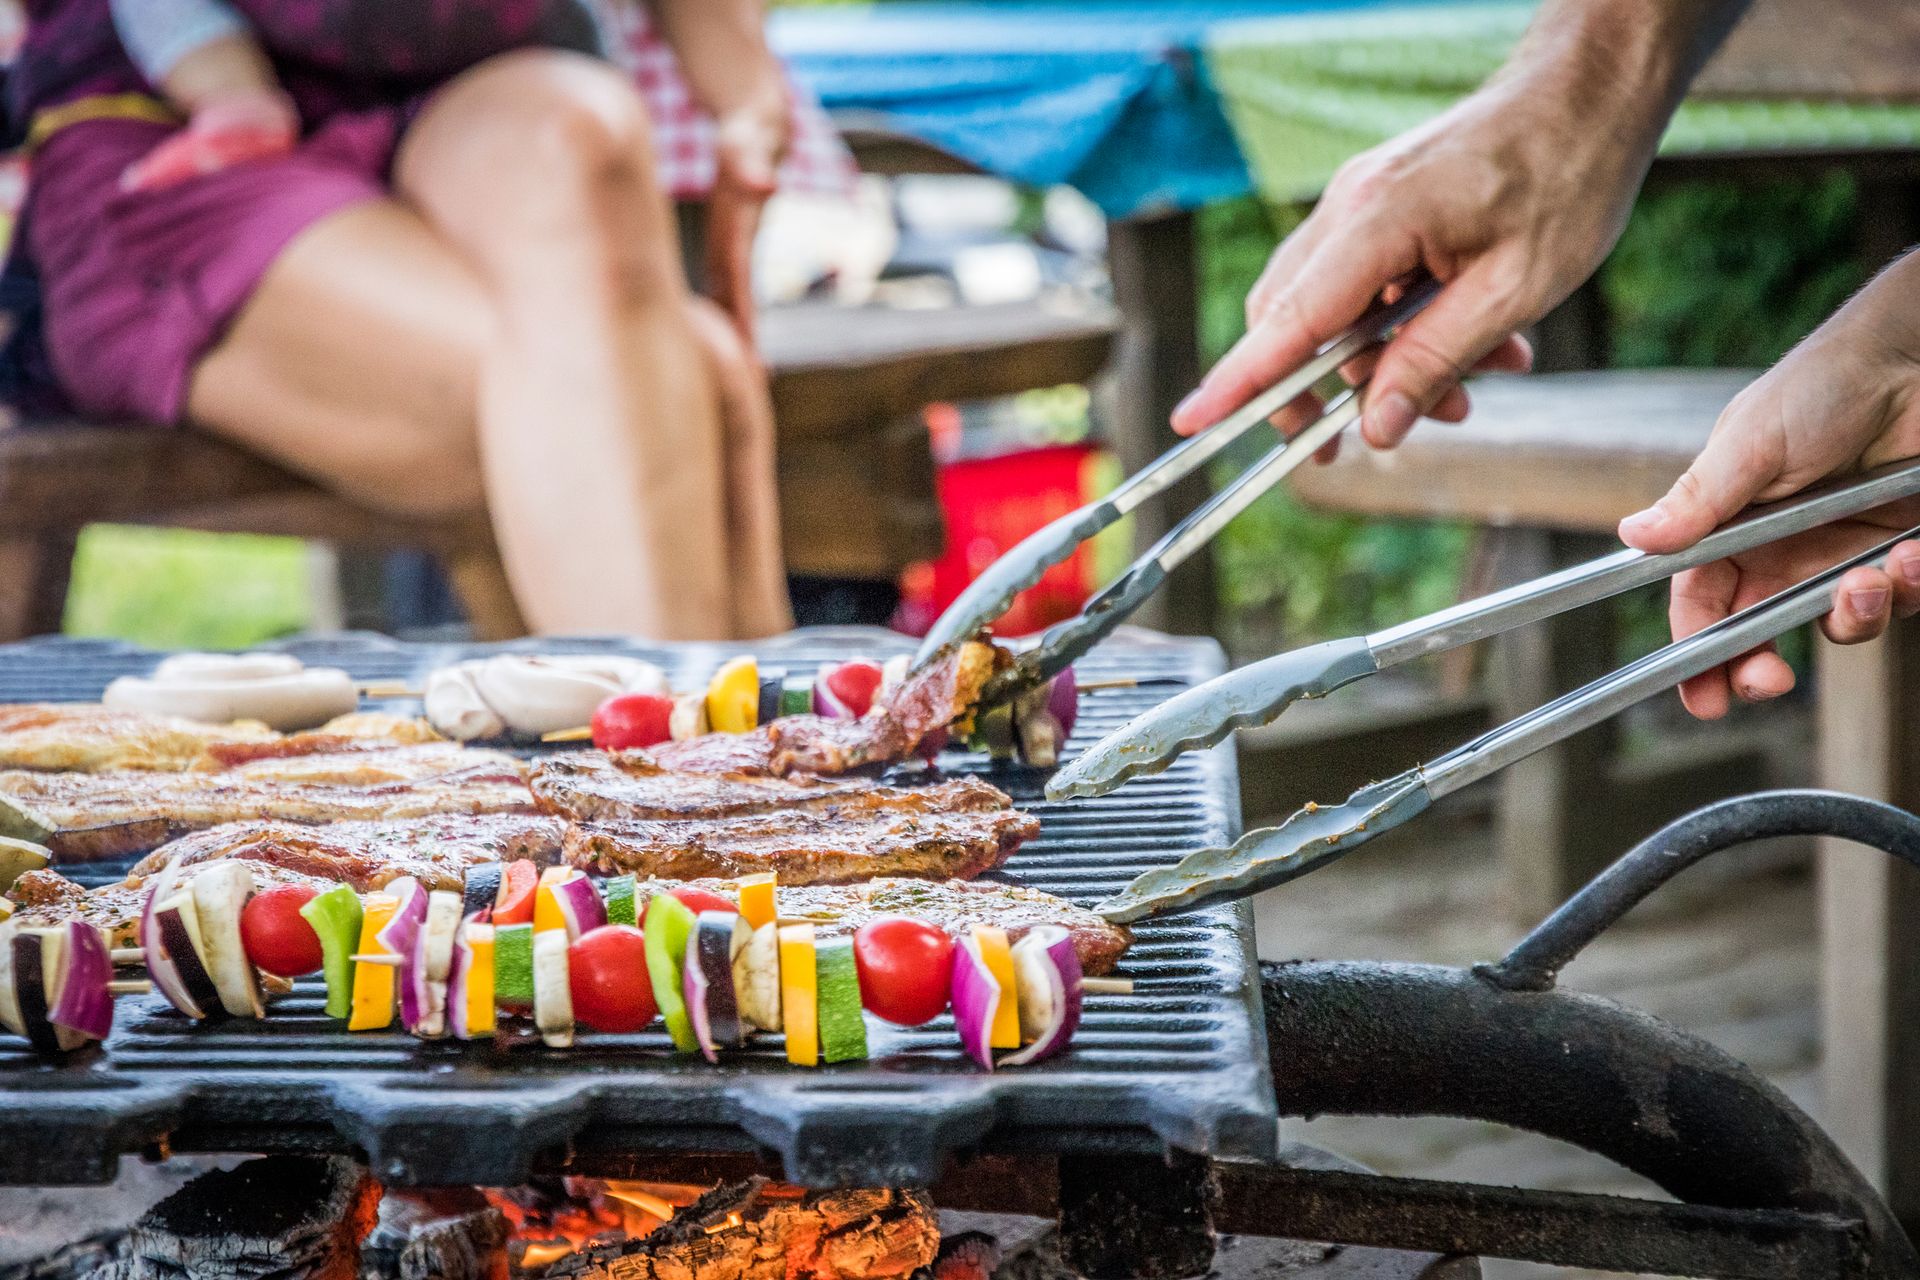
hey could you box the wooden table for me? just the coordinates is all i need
[1291,366,1920,1236]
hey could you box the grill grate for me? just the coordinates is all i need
[0,628,1274,1187]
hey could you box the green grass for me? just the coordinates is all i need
[64,525,313,650]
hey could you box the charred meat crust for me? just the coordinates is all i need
[564,806,1040,886]
[530,752,1013,823]
[0,749,535,862]
[126,813,567,892]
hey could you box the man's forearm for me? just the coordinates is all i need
[647,0,783,120]
[1495,0,1754,158]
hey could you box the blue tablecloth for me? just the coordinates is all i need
[771,1,1415,219]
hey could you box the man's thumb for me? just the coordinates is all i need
[1618,442,1765,554]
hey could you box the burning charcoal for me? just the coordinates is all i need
[361,1190,508,1280]
[118,1156,377,1280]
[534,1181,937,1280]
[924,1232,999,1280]
[0,1234,131,1280]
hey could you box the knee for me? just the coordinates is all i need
[407,51,679,286]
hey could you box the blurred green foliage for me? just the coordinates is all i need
[1203,174,1866,657]
[65,526,313,650]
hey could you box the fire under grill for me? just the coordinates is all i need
[0,630,1276,1189]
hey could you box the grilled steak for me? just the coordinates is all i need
[191,714,442,769]
[127,813,566,893]
[531,751,1013,822]
[8,865,340,950]
[0,746,534,861]
[565,804,1039,884]
[657,876,1131,974]
[0,704,279,772]
[0,706,442,774]
[650,640,1005,777]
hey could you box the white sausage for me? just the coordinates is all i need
[422,663,506,742]
[104,656,357,730]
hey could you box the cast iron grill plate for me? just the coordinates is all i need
[0,628,1274,1187]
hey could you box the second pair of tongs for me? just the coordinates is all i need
[1084,493,1920,923]
[1053,455,1920,801]
[910,275,1446,701]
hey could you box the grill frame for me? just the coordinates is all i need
[0,627,1276,1187]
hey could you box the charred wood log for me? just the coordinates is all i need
[99,1157,378,1280]
[537,1181,937,1280]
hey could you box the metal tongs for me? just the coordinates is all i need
[1071,466,1920,922]
[910,275,1446,700]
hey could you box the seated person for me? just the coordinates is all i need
[4,0,836,639]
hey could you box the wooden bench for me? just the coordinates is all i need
[0,294,1116,641]
[1290,365,1920,1230]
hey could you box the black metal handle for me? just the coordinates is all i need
[1481,789,1920,993]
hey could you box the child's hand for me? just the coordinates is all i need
[120,88,298,193]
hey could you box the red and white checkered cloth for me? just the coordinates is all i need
[605,4,857,200]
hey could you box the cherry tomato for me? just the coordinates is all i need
[826,661,885,718]
[240,884,324,978]
[668,887,738,916]
[592,693,675,751]
[853,917,954,1026]
[569,925,658,1032]
[492,859,538,926]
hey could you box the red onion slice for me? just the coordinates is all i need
[380,878,429,1032]
[949,933,1002,1071]
[552,873,607,941]
[50,920,113,1041]
[1001,926,1082,1066]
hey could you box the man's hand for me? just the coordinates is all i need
[1173,0,1748,449]
[1618,253,1920,718]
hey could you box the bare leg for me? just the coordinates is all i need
[687,296,793,637]
[395,50,787,639]
[187,200,492,520]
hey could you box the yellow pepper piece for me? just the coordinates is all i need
[779,923,818,1067]
[706,656,759,734]
[466,927,496,1037]
[349,894,398,1031]
[738,873,777,931]
[973,926,1021,1049]
[532,866,572,935]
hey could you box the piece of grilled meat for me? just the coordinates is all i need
[0,705,441,773]
[8,864,341,950]
[126,813,566,893]
[0,745,534,861]
[532,751,1014,823]
[658,876,1131,975]
[0,703,279,772]
[565,803,1040,885]
[649,640,1004,777]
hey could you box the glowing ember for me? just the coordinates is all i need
[484,1177,707,1272]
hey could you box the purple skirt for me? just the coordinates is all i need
[19,102,406,424]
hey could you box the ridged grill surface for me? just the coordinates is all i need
[0,628,1274,1186]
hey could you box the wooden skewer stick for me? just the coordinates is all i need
[1081,977,1134,995]
[541,727,594,743]
[110,947,146,966]
[356,681,423,699]
[349,953,404,967]
[775,915,836,926]
[1075,678,1139,692]
[108,980,153,996]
